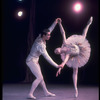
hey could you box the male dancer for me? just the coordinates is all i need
[26,18,61,99]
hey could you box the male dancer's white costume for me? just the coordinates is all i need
[26,20,58,99]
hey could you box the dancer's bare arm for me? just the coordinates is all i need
[57,18,67,43]
[61,54,70,67]
[56,54,70,77]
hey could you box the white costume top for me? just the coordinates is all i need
[26,21,58,68]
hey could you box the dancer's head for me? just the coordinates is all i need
[54,47,61,55]
[41,29,51,40]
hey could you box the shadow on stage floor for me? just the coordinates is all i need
[3,83,99,100]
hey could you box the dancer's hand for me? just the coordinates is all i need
[56,18,62,23]
[56,68,62,77]
[58,63,64,69]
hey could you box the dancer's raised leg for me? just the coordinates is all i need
[82,16,93,39]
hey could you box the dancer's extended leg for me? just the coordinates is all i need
[82,16,93,39]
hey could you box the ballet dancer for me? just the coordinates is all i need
[54,17,93,97]
[26,18,61,99]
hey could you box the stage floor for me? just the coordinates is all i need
[3,83,99,100]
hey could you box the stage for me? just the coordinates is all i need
[3,83,98,100]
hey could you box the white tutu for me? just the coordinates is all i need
[61,35,91,68]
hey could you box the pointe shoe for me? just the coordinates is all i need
[87,16,93,25]
[27,94,36,99]
[45,92,56,97]
[74,90,78,98]
[74,93,78,98]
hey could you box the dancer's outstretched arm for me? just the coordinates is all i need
[56,54,70,77]
[60,54,70,67]
[57,18,67,43]
[48,19,58,33]
[82,16,93,39]
[37,44,59,68]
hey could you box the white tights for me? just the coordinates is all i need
[26,60,49,95]
[73,68,78,97]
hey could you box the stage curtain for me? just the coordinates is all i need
[24,0,36,82]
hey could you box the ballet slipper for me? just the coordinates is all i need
[27,94,36,99]
[87,16,93,25]
[74,89,78,98]
[45,91,56,97]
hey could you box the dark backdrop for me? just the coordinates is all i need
[2,0,99,85]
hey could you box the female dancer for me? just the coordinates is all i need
[54,17,93,97]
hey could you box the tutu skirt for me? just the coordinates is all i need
[61,35,91,68]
